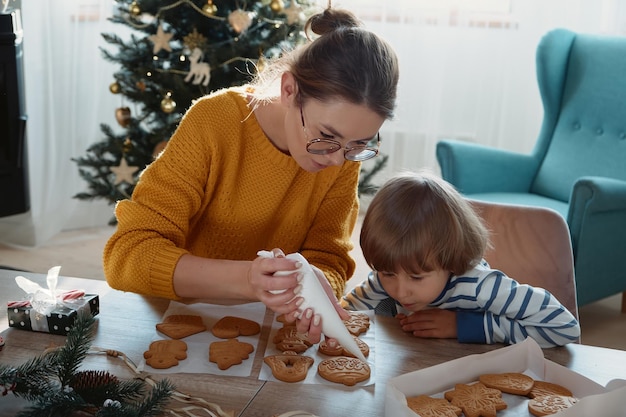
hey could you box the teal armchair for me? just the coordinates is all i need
[436,28,626,309]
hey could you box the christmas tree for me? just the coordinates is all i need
[72,0,386,224]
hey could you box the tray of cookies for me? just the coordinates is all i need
[385,338,626,417]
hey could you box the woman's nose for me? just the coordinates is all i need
[326,151,345,166]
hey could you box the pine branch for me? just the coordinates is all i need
[111,379,146,402]
[55,312,97,387]
[129,379,175,417]
[1,351,60,401]
[2,309,177,416]
[359,154,389,196]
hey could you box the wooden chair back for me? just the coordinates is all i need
[470,200,579,320]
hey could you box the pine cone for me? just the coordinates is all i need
[70,370,119,406]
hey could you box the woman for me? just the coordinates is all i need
[103,5,399,342]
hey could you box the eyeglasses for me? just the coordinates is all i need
[299,103,380,162]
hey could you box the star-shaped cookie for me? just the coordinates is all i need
[444,382,507,417]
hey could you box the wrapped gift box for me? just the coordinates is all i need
[7,294,99,335]
[385,338,626,417]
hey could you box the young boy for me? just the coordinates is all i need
[341,171,580,348]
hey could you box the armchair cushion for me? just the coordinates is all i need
[436,140,539,194]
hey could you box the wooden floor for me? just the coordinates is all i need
[1,223,625,351]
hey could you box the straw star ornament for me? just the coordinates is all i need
[284,1,304,25]
[110,157,139,185]
[149,23,173,54]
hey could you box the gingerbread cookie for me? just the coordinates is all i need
[528,380,573,399]
[143,339,188,369]
[528,394,578,416]
[318,335,369,358]
[317,338,344,356]
[156,314,207,339]
[211,316,260,339]
[317,357,370,386]
[479,372,535,396]
[343,311,370,336]
[406,395,462,417]
[209,338,254,370]
[264,351,315,383]
[444,382,507,417]
[273,325,312,353]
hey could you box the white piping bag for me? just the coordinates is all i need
[258,251,367,362]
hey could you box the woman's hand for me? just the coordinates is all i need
[290,264,350,345]
[248,248,303,314]
[396,308,457,339]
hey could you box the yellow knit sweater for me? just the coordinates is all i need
[103,88,359,300]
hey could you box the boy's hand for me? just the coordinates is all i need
[396,309,457,339]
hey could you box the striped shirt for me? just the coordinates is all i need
[341,260,580,348]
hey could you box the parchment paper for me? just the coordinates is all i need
[385,338,624,417]
[138,301,266,377]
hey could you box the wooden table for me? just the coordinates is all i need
[1,269,625,417]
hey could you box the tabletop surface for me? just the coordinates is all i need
[1,269,626,417]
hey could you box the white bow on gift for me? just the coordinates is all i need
[14,266,85,315]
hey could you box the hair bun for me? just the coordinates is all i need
[306,8,362,37]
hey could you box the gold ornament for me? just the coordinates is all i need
[270,0,284,12]
[136,80,146,92]
[109,81,121,94]
[161,92,176,113]
[122,138,133,154]
[115,107,132,128]
[129,1,141,17]
[110,157,139,185]
[203,0,218,16]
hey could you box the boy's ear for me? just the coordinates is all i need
[280,72,298,105]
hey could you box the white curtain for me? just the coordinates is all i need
[1,0,625,246]
[0,0,124,246]
[350,0,626,185]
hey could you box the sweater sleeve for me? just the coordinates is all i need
[475,271,581,348]
[456,311,487,343]
[103,95,222,299]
